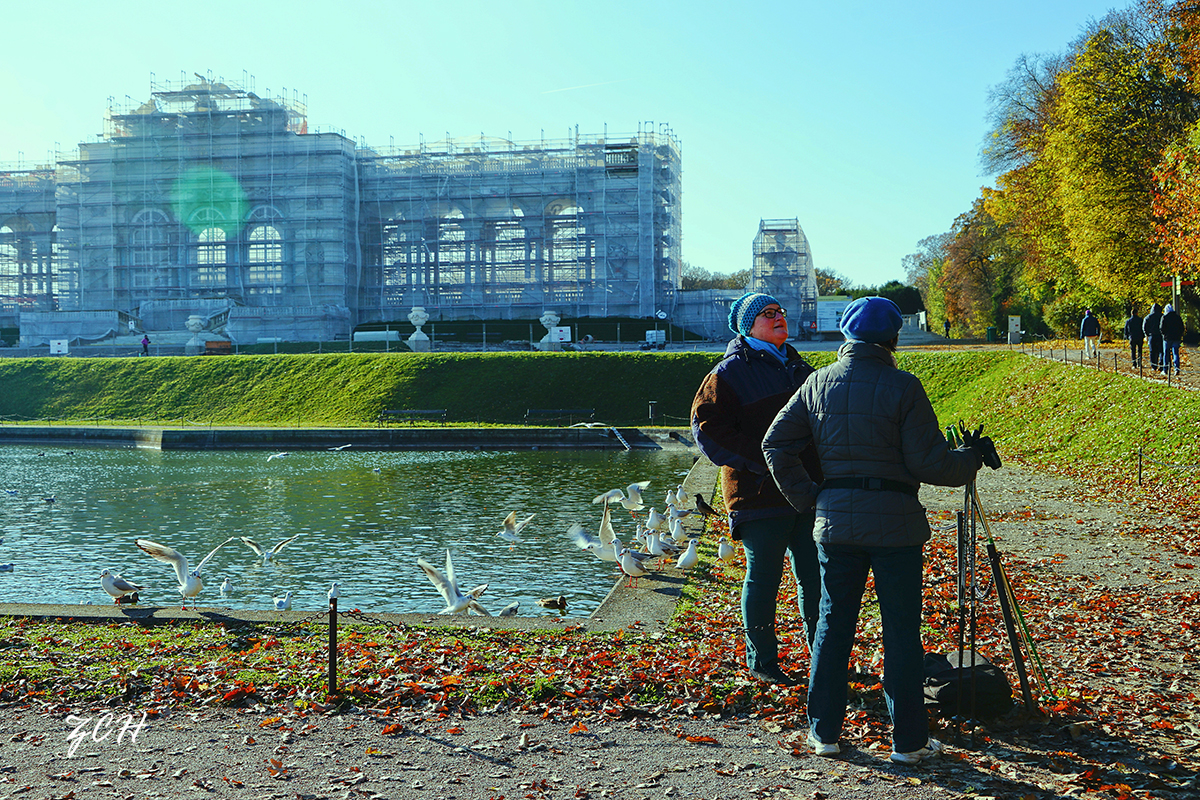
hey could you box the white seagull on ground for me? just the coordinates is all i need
[239,534,301,564]
[100,569,143,604]
[675,539,699,571]
[617,547,650,587]
[499,601,520,617]
[496,511,536,548]
[136,536,237,610]
[717,536,736,564]
[417,550,490,615]
[273,591,292,611]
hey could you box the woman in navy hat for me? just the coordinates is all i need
[691,291,823,686]
[763,296,989,764]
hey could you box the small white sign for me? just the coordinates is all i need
[49,339,69,355]
[550,326,572,343]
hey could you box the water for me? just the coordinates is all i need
[0,445,695,616]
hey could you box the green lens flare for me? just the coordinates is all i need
[171,166,249,236]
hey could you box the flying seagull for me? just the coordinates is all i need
[417,550,490,615]
[592,481,651,514]
[496,511,536,548]
[239,534,301,564]
[136,536,237,610]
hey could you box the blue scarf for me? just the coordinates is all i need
[743,335,788,364]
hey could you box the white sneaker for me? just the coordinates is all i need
[889,738,944,765]
[807,730,840,757]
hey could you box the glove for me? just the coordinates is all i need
[961,425,1002,470]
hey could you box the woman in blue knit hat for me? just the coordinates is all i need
[763,296,990,764]
[690,291,824,686]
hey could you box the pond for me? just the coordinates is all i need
[0,445,696,616]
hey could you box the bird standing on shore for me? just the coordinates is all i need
[136,536,236,610]
[100,569,143,604]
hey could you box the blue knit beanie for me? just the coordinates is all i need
[727,292,782,336]
[840,296,903,343]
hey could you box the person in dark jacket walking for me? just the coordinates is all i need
[691,292,823,686]
[1123,307,1144,368]
[1144,303,1164,373]
[1162,304,1185,375]
[763,296,990,765]
[1080,309,1101,359]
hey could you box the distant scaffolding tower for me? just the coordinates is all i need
[752,218,817,339]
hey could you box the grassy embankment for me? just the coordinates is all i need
[0,349,1196,473]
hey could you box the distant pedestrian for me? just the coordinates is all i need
[943,318,951,338]
[1123,307,1144,368]
[1080,309,1100,359]
[140,335,150,356]
[1144,304,1164,373]
[1162,304,1185,375]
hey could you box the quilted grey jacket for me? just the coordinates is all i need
[762,341,980,547]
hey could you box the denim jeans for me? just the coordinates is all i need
[736,512,820,672]
[1165,339,1181,372]
[807,542,927,752]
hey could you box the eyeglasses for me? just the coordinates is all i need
[758,307,787,319]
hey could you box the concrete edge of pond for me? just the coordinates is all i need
[0,458,722,636]
[0,425,699,452]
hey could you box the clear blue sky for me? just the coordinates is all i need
[0,0,1124,287]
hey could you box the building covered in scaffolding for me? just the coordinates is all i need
[0,74,683,346]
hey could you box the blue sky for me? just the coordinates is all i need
[0,0,1124,287]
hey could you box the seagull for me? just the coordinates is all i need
[496,511,536,548]
[646,530,679,564]
[536,595,568,611]
[717,536,736,564]
[568,523,619,562]
[592,481,651,514]
[135,536,237,610]
[265,451,291,462]
[499,601,520,617]
[273,591,292,611]
[645,507,668,532]
[327,444,353,451]
[617,547,650,587]
[239,534,301,564]
[665,488,679,507]
[417,550,490,615]
[676,539,699,571]
[673,485,692,509]
[100,569,143,604]
[219,577,234,595]
[328,582,340,600]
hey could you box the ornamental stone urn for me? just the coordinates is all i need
[535,310,562,351]
[407,306,431,352]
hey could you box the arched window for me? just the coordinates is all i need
[196,227,227,285]
[248,224,283,285]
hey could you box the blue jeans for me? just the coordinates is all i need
[736,512,820,672]
[1165,339,1181,372]
[808,542,927,752]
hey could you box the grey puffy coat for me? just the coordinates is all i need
[762,341,980,547]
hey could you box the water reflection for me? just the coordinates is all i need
[0,446,694,616]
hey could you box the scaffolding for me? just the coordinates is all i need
[357,124,681,323]
[5,74,683,345]
[752,218,818,338]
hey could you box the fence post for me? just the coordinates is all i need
[1138,445,1143,486]
[328,596,338,695]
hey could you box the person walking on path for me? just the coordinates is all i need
[140,334,150,356]
[943,318,951,338]
[1161,304,1185,375]
[1123,307,1144,369]
[691,291,824,687]
[762,296,991,765]
[1080,309,1101,359]
[1144,303,1164,373]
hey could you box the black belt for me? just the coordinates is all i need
[821,477,919,497]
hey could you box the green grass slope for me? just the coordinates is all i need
[0,351,1195,475]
